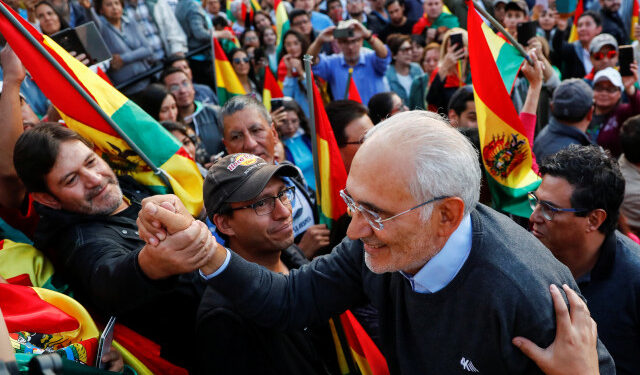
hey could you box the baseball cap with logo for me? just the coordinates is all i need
[203,153,298,217]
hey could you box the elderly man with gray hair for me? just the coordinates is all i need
[137,111,614,374]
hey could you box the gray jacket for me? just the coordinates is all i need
[175,0,211,57]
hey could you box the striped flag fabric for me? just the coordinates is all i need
[309,70,348,227]
[227,0,261,22]
[274,0,290,59]
[632,0,639,40]
[0,4,204,216]
[338,311,389,375]
[213,37,246,105]
[467,0,541,217]
[0,238,58,291]
[568,0,583,42]
[1,283,99,366]
[262,67,284,111]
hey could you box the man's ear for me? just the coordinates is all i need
[448,109,459,127]
[434,197,465,238]
[585,209,607,233]
[31,192,61,210]
[270,123,280,142]
[213,213,236,237]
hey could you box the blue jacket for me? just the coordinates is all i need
[385,63,423,104]
[533,118,593,162]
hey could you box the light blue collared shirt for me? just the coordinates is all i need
[400,215,473,294]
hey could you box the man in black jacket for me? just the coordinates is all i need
[141,111,615,374]
[598,0,629,44]
[12,124,212,369]
[551,11,602,79]
[531,145,640,375]
[195,153,337,374]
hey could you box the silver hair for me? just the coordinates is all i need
[364,110,481,219]
[220,95,272,126]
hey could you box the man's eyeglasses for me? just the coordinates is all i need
[593,85,620,93]
[340,189,450,230]
[233,57,250,64]
[231,186,295,216]
[527,192,589,221]
[168,80,191,93]
[592,50,617,61]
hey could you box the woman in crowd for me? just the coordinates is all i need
[589,66,640,158]
[253,10,274,33]
[385,33,424,105]
[229,48,262,101]
[79,0,153,95]
[134,83,178,122]
[241,29,261,49]
[410,34,426,64]
[426,28,470,115]
[34,1,69,35]
[408,42,440,110]
[203,0,227,21]
[279,30,311,115]
[277,99,315,189]
[260,27,278,74]
[160,121,209,176]
[367,92,407,124]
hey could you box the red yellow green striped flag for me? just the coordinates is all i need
[226,0,261,22]
[263,66,284,111]
[568,0,584,42]
[632,0,639,40]
[213,37,246,105]
[0,4,204,216]
[274,0,290,59]
[309,70,348,227]
[467,1,541,217]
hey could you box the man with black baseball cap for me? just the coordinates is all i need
[195,153,337,374]
[533,78,595,162]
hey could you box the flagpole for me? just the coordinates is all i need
[344,68,353,100]
[303,54,322,203]
[211,35,218,89]
[471,1,532,64]
[0,3,173,193]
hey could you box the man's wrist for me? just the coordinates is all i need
[200,243,229,276]
[365,32,374,41]
[138,246,163,280]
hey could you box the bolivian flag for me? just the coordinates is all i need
[309,70,348,227]
[274,0,290,59]
[467,1,541,217]
[0,3,204,216]
[632,0,639,40]
[263,67,283,111]
[213,37,246,105]
[568,0,583,42]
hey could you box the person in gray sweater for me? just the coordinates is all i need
[138,111,615,374]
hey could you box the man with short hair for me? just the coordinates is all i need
[586,33,618,82]
[166,54,218,105]
[530,144,640,375]
[326,100,374,174]
[619,115,640,234]
[293,0,334,31]
[379,0,417,41]
[162,67,224,161]
[533,79,595,161]
[195,153,336,374]
[346,0,367,24]
[145,111,615,374]
[12,124,211,369]
[220,96,330,258]
[327,0,344,24]
[598,0,628,44]
[308,20,391,104]
[366,0,389,35]
[447,85,477,128]
[411,0,460,41]
[551,11,602,79]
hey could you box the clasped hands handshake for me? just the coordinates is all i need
[135,195,222,280]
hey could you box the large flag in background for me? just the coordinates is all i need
[274,0,290,60]
[226,0,261,22]
[632,0,639,41]
[309,70,348,227]
[467,1,541,217]
[213,37,246,105]
[263,67,284,111]
[568,0,584,42]
[0,3,204,216]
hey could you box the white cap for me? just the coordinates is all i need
[593,67,624,90]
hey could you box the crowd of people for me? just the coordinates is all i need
[1,0,640,372]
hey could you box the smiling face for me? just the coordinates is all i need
[38,140,123,215]
[164,71,195,109]
[231,50,251,76]
[345,138,441,274]
[35,3,62,35]
[158,94,178,122]
[218,177,294,254]
[262,28,277,46]
[593,78,621,110]
[577,15,602,45]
